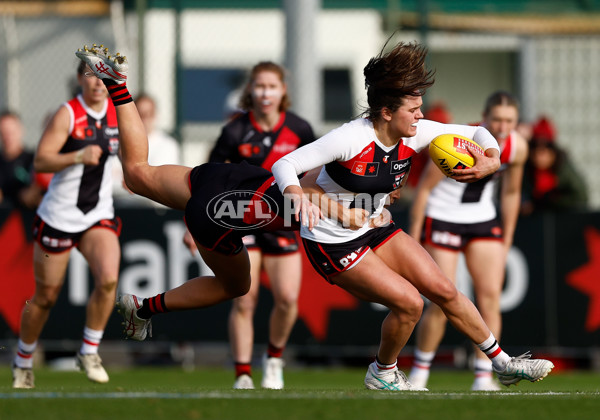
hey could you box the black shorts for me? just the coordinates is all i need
[243,231,299,255]
[184,162,296,256]
[421,216,503,251]
[302,223,401,282]
[33,214,122,254]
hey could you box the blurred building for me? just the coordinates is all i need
[1,0,600,208]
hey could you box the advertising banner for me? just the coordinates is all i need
[1,207,599,350]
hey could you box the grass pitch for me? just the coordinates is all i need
[1,366,599,420]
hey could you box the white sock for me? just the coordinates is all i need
[412,349,436,370]
[473,358,494,381]
[80,327,103,355]
[14,339,37,369]
[375,357,397,372]
[476,333,511,371]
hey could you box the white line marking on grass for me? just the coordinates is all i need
[0,391,593,400]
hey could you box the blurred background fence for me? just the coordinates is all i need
[2,0,600,206]
[1,0,600,368]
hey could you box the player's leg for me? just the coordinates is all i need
[118,240,253,340]
[76,45,191,211]
[409,245,459,388]
[13,243,70,388]
[261,251,302,389]
[74,226,121,383]
[378,230,553,386]
[229,248,262,389]
[465,239,505,391]
[330,250,425,390]
[376,231,491,346]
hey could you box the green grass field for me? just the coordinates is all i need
[1,366,599,420]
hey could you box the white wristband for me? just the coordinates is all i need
[74,149,84,164]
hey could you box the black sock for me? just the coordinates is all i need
[137,293,168,319]
[102,79,132,106]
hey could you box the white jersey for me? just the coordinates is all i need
[426,130,518,223]
[272,118,499,244]
[37,95,119,233]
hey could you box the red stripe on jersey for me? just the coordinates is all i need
[242,176,278,226]
[261,125,302,171]
[499,132,514,165]
[249,111,285,133]
[68,97,88,137]
[337,142,376,170]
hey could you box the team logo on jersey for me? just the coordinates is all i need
[73,126,96,140]
[393,173,406,189]
[109,138,119,155]
[351,162,379,177]
[263,136,272,147]
[86,127,96,139]
[383,155,389,163]
[95,120,102,129]
[390,158,411,174]
[238,143,262,158]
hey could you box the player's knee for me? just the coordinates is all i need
[405,293,424,322]
[97,276,118,294]
[224,276,251,299]
[428,277,458,306]
[31,293,58,310]
[233,294,258,314]
[275,289,299,310]
[274,298,297,314]
[390,290,423,324]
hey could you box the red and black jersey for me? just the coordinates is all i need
[37,96,118,232]
[324,140,413,196]
[60,97,119,214]
[209,111,315,171]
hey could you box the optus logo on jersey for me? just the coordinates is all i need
[104,127,119,137]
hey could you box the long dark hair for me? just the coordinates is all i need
[362,40,435,120]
